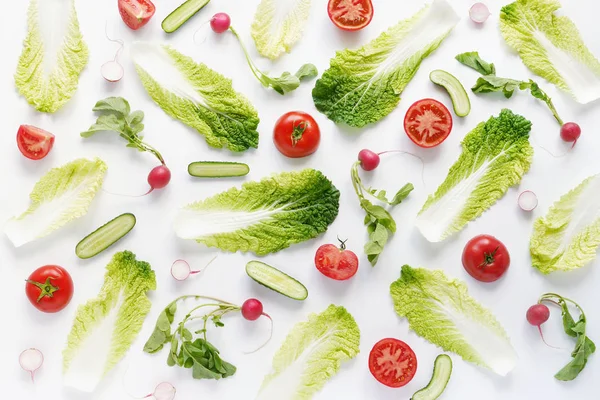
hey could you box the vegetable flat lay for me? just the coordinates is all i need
[6,1,600,399]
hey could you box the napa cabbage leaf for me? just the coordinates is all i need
[15,0,88,113]
[500,0,600,104]
[173,169,339,255]
[416,109,533,242]
[390,265,517,376]
[257,304,360,399]
[530,174,600,274]
[312,0,459,127]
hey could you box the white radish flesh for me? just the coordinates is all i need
[101,61,124,82]
[19,348,43,382]
[518,190,538,211]
[152,382,176,400]
[171,260,191,281]
[469,3,490,24]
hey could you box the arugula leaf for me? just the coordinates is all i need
[455,52,496,75]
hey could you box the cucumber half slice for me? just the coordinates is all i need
[76,213,136,259]
[246,261,308,301]
[430,70,471,117]
[411,354,453,400]
[162,0,211,33]
[188,161,250,178]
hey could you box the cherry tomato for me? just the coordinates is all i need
[369,338,417,388]
[315,239,358,280]
[118,0,155,30]
[17,125,55,160]
[327,0,374,31]
[404,99,453,148]
[25,265,74,313]
[273,111,320,158]
[462,234,510,282]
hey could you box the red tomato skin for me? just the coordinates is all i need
[404,98,453,148]
[462,235,510,283]
[25,265,74,313]
[17,125,55,160]
[328,0,374,31]
[118,0,156,30]
[315,243,358,280]
[273,111,321,158]
[369,338,417,388]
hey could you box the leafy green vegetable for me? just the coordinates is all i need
[131,42,259,152]
[500,0,600,104]
[144,295,239,380]
[530,174,600,274]
[63,251,156,392]
[251,0,312,60]
[81,97,165,164]
[416,109,533,242]
[15,0,89,113]
[174,169,340,255]
[538,293,595,381]
[351,161,413,266]
[257,304,360,399]
[456,51,564,125]
[229,27,317,95]
[4,158,107,247]
[312,0,459,127]
[390,265,517,376]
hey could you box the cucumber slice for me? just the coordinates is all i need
[76,213,136,259]
[411,354,453,400]
[430,70,471,117]
[162,0,211,33]
[188,161,250,178]
[246,261,308,301]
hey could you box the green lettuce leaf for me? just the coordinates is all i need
[174,169,339,256]
[63,251,156,392]
[251,0,312,60]
[257,304,360,399]
[312,0,458,127]
[390,265,517,376]
[4,158,106,247]
[131,42,259,152]
[15,0,88,113]
[500,0,600,104]
[416,109,533,242]
[530,174,600,274]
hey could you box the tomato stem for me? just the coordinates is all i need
[26,278,59,302]
[337,236,348,250]
[291,121,307,147]
[478,246,499,269]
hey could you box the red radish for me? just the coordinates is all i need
[469,3,491,24]
[210,13,231,33]
[526,303,557,348]
[518,190,538,211]
[171,256,217,281]
[143,382,176,400]
[560,122,581,145]
[148,165,171,191]
[241,298,263,321]
[19,348,43,382]
[358,149,380,171]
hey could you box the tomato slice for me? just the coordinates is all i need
[17,125,55,160]
[314,243,359,280]
[327,0,374,31]
[118,0,156,30]
[404,99,453,148]
[369,338,417,388]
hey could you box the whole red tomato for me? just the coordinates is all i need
[273,111,320,158]
[118,0,155,30]
[25,265,74,313]
[462,235,510,282]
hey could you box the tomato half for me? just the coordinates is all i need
[25,265,74,313]
[17,125,55,160]
[369,338,417,388]
[404,99,453,148]
[327,0,374,31]
[273,111,320,158]
[462,234,510,282]
[118,0,155,30]
[315,240,359,280]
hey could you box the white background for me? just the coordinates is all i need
[2,0,600,399]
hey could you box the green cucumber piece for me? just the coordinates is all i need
[430,70,471,117]
[246,261,308,301]
[188,161,250,178]
[411,354,453,400]
[76,213,136,259]
[162,0,211,33]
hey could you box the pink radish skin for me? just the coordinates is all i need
[526,303,558,348]
[148,165,171,191]
[358,149,380,171]
[560,122,581,145]
[211,13,231,33]
[241,298,263,321]
[19,348,43,382]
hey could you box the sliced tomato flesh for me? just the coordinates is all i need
[17,125,55,160]
[328,0,374,31]
[404,99,453,148]
[369,338,417,388]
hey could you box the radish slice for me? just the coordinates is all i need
[101,61,124,82]
[19,348,43,382]
[171,259,191,281]
[469,3,490,24]
[518,190,538,211]
[151,382,176,400]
